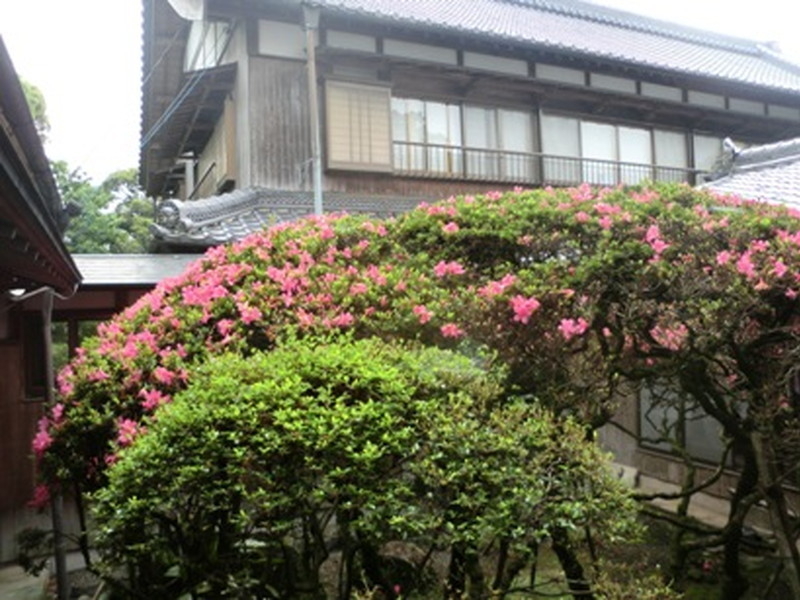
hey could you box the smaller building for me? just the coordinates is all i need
[0,36,81,562]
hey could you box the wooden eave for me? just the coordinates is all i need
[141,63,238,197]
[0,38,80,295]
[318,47,800,142]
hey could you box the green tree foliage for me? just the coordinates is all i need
[91,337,636,599]
[20,78,50,142]
[54,162,154,253]
[21,79,154,252]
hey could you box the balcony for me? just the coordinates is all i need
[393,141,703,187]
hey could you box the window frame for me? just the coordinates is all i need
[325,80,393,172]
[637,380,735,467]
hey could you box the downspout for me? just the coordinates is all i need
[42,289,70,600]
[303,4,323,215]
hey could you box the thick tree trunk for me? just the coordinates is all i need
[529,540,540,590]
[721,440,758,600]
[359,539,395,598]
[492,538,529,595]
[668,461,695,584]
[73,485,92,568]
[551,528,593,600]
[446,543,467,599]
[752,432,800,599]
[464,548,487,599]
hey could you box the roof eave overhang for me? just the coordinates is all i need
[0,37,81,295]
[141,63,237,198]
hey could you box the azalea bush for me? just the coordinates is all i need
[91,336,635,599]
[35,181,800,598]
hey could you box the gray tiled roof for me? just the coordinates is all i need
[73,254,202,286]
[311,0,800,92]
[702,138,800,208]
[151,188,428,247]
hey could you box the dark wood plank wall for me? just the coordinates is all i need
[248,57,312,190]
[0,342,42,513]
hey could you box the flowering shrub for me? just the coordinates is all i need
[37,181,800,595]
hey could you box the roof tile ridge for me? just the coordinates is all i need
[727,138,800,173]
[489,0,765,56]
[755,42,800,76]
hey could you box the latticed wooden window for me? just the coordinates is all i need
[325,81,392,172]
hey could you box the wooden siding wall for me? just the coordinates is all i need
[196,96,237,198]
[0,331,50,562]
[0,340,42,514]
[248,56,312,190]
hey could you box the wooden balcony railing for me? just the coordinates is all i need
[392,141,704,187]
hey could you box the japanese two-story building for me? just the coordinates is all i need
[115,0,800,528]
[142,0,800,245]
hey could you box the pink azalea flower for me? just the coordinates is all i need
[598,216,613,230]
[736,252,757,279]
[786,289,798,299]
[478,274,517,298]
[716,250,733,265]
[27,484,50,509]
[349,282,369,295]
[558,317,589,341]
[239,305,263,324]
[650,323,688,351]
[574,211,590,223]
[49,404,65,427]
[595,202,621,215]
[441,222,460,234]
[773,260,788,278]
[330,312,355,328]
[510,295,541,324]
[645,225,661,243]
[433,261,466,278]
[440,323,465,338]
[217,319,235,337]
[296,308,315,328]
[153,366,176,386]
[631,190,658,203]
[413,304,434,324]
[569,183,593,202]
[121,341,139,359]
[32,427,53,459]
[88,369,110,382]
[140,388,170,411]
[117,418,143,447]
[366,264,388,285]
[650,239,670,254]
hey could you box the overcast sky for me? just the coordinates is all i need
[2,0,800,183]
